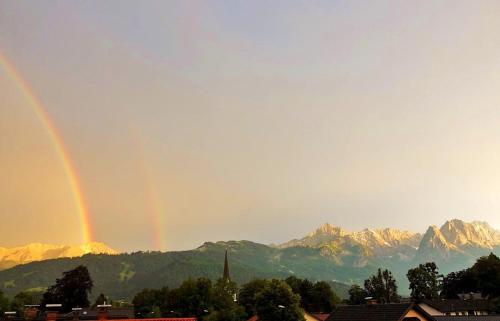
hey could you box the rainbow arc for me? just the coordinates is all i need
[0,51,93,243]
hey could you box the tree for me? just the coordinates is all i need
[10,290,44,315]
[407,262,440,301]
[348,285,369,305]
[285,277,338,312]
[364,268,399,303]
[308,281,339,312]
[255,279,305,321]
[238,279,269,318]
[205,307,245,321]
[441,254,500,299]
[205,278,245,321]
[284,276,303,296]
[133,289,163,318]
[212,278,238,311]
[41,265,93,312]
[441,269,476,299]
[470,253,500,298]
[162,278,213,319]
[0,290,10,315]
[285,277,313,311]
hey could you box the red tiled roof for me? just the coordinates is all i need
[309,313,330,321]
[249,313,330,321]
[113,319,196,321]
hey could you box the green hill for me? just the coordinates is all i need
[0,241,356,300]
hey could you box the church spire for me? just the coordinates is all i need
[223,249,230,281]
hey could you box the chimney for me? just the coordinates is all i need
[97,304,111,321]
[24,305,40,320]
[72,308,82,321]
[45,304,62,321]
[365,297,377,306]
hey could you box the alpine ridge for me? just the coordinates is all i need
[278,219,500,270]
[415,219,500,264]
[277,223,422,266]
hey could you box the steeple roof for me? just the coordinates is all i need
[223,249,230,281]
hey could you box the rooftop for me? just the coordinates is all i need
[423,299,492,313]
[325,303,433,321]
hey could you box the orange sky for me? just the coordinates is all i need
[1,1,500,251]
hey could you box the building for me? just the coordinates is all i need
[248,312,329,321]
[419,299,492,316]
[2,306,195,321]
[434,317,500,321]
[66,308,135,320]
[223,249,230,282]
[325,303,435,321]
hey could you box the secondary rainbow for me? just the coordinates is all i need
[0,50,94,244]
[129,125,167,251]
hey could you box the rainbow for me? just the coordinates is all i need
[141,163,167,251]
[129,126,167,251]
[0,50,94,244]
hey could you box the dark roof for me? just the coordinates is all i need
[1,318,194,321]
[423,299,492,313]
[82,308,135,319]
[1,308,137,321]
[435,317,500,321]
[325,303,434,321]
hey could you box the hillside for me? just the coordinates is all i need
[0,241,354,300]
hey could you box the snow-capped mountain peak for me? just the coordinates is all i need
[0,242,117,270]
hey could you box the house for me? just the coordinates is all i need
[67,308,135,320]
[419,299,492,316]
[434,317,500,321]
[325,303,435,321]
[2,306,195,321]
[248,312,329,321]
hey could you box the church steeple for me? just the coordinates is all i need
[223,249,230,281]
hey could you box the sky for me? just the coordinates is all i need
[1,0,500,252]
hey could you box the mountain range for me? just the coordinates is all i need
[0,219,499,299]
[277,219,500,270]
[0,242,116,270]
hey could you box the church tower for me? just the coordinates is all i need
[223,249,230,281]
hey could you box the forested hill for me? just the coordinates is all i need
[0,241,354,300]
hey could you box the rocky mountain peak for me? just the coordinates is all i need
[439,219,500,248]
[415,220,500,263]
[279,219,500,267]
[278,223,421,256]
[420,225,451,249]
[310,223,346,237]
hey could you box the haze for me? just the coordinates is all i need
[1,1,500,251]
